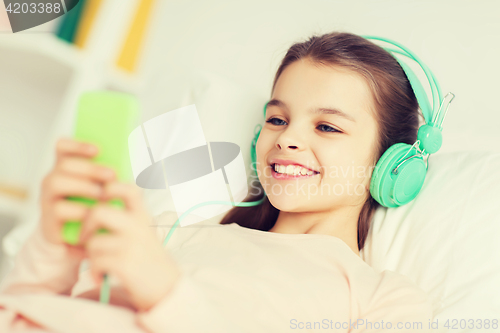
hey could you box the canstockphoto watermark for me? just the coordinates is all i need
[1,0,81,33]
[254,179,368,198]
[291,318,431,330]
[290,318,499,330]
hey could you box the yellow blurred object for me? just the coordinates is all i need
[0,182,28,201]
[74,0,103,49]
[116,0,155,73]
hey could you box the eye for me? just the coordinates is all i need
[317,124,341,133]
[265,117,342,133]
[265,117,287,126]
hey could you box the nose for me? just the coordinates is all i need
[276,143,298,150]
[276,131,302,151]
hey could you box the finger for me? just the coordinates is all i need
[56,156,116,183]
[45,173,103,203]
[50,199,91,243]
[101,181,145,213]
[79,203,130,244]
[85,233,123,258]
[55,137,99,164]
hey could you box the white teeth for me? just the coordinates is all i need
[273,163,316,176]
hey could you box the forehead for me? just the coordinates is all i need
[272,59,375,119]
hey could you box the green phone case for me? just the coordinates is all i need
[62,91,140,245]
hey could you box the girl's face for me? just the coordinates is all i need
[255,58,379,212]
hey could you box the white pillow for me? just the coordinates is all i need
[360,150,500,332]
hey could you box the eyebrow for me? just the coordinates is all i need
[266,98,356,122]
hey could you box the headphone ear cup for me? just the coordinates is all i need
[370,143,402,207]
[370,143,427,207]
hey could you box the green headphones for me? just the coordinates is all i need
[250,35,455,208]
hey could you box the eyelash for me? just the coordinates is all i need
[265,117,342,133]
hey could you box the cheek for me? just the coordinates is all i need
[329,135,374,180]
[321,156,371,186]
[254,136,263,168]
[255,132,271,163]
[254,135,268,178]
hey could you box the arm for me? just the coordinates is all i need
[350,270,445,333]
[0,138,108,297]
[135,271,238,333]
[134,211,243,332]
[0,223,84,296]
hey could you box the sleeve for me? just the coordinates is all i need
[135,211,243,333]
[0,223,83,297]
[350,270,446,333]
[135,271,238,333]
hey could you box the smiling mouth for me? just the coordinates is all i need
[270,163,320,178]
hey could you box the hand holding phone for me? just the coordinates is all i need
[61,91,140,245]
[40,138,115,247]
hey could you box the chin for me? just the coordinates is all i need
[266,192,308,211]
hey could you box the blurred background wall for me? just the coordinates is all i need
[0,0,498,280]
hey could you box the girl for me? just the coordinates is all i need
[0,32,442,332]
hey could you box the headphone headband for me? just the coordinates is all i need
[360,35,443,126]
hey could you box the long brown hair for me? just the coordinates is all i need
[219,31,420,251]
